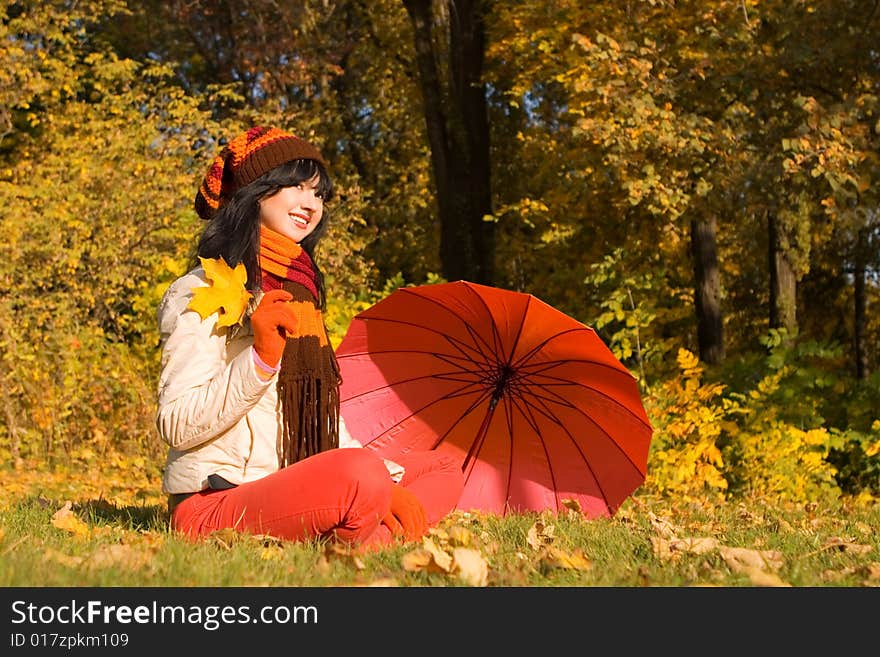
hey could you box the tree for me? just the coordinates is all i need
[402,0,494,284]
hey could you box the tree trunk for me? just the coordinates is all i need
[768,212,798,336]
[690,216,725,364]
[402,0,494,284]
[853,228,868,380]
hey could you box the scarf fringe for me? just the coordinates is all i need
[277,372,340,468]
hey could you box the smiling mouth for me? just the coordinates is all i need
[291,215,309,229]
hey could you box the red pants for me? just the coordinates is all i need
[171,448,464,546]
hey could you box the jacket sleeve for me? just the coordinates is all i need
[155,273,272,452]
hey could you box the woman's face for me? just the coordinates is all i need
[259,174,324,243]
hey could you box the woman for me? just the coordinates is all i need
[156,126,463,547]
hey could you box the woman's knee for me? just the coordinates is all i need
[330,448,390,484]
[426,452,465,489]
[434,453,463,474]
[324,449,394,515]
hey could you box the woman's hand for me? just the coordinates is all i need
[251,289,297,368]
[381,484,428,541]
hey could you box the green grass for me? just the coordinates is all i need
[2,493,878,587]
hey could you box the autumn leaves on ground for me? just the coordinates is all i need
[2,454,878,587]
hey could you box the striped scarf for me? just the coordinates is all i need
[259,226,340,467]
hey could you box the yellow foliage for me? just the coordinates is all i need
[642,349,728,503]
[719,370,841,504]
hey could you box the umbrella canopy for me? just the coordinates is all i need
[335,280,654,518]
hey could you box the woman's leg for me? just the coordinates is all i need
[390,451,465,525]
[355,450,465,548]
[171,448,393,544]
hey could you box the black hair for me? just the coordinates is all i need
[193,159,334,309]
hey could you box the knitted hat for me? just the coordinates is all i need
[194,126,327,220]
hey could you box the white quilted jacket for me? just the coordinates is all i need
[155,267,402,494]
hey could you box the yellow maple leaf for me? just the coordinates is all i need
[187,256,253,328]
[51,501,90,539]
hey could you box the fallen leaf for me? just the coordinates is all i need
[854,522,873,537]
[360,578,399,587]
[43,548,84,568]
[135,531,167,550]
[671,537,720,555]
[402,537,453,574]
[820,567,853,583]
[208,528,242,550]
[446,525,472,547]
[740,566,791,587]
[90,544,152,570]
[259,545,285,561]
[561,498,584,519]
[822,537,874,555]
[526,519,555,550]
[402,548,452,574]
[736,505,763,523]
[452,547,489,586]
[401,548,433,572]
[650,537,671,559]
[647,512,679,539]
[187,256,253,328]
[540,546,592,571]
[51,501,90,539]
[422,537,453,572]
[719,546,785,573]
[320,542,365,570]
[428,526,449,544]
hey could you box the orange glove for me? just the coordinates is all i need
[381,484,428,542]
[251,289,297,368]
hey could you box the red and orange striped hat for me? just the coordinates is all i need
[194,126,326,220]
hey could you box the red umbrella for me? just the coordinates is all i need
[336,280,653,518]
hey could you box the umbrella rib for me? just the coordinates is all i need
[514,381,649,479]
[478,392,567,514]
[348,317,497,374]
[428,387,495,451]
[509,327,598,370]
[455,284,507,364]
[502,357,651,431]
[460,391,498,477]
[361,384,494,454]
[505,388,640,514]
[507,387,577,511]
[393,288,509,365]
[434,351,496,379]
[457,391,567,514]
[502,396,525,512]
[337,348,493,379]
[516,357,632,377]
[518,372,653,431]
[340,369,485,403]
